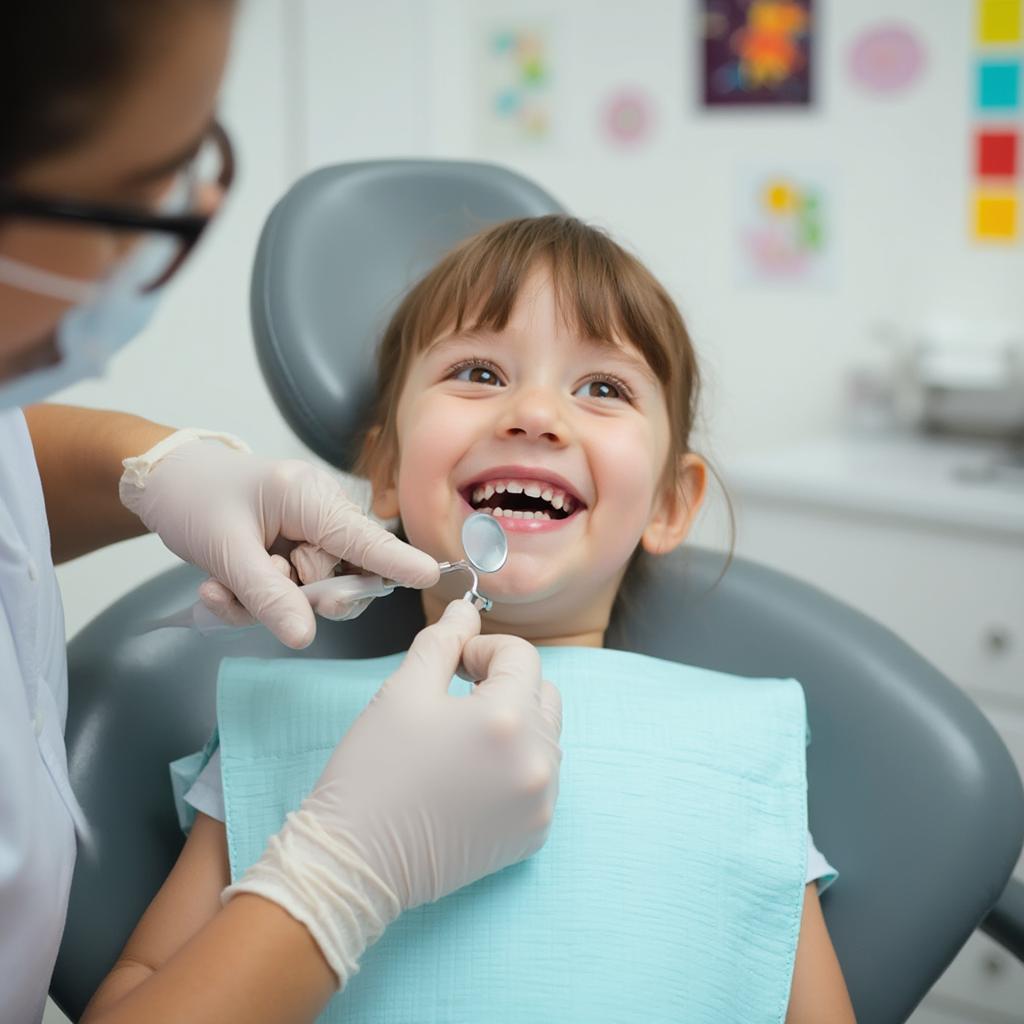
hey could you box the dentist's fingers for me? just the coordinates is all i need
[198,554,296,627]
[305,588,375,622]
[386,600,481,696]
[539,680,564,740]
[290,542,340,586]
[214,535,318,648]
[330,597,375,622]
[198,578,253,626]
[460,633,543,707]
[311,496,441,590]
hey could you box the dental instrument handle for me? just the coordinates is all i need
[189,574,399,634]
[437,560,491,612]
[300,573,396,604]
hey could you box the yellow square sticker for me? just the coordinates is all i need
[979,0,1022,43]
[974,192,1018,239]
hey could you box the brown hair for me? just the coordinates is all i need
[356,214,701,490]
[0,0,232,179]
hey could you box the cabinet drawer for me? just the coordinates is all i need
[732,500,1024,704]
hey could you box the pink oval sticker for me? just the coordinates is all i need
[849,24,926,94]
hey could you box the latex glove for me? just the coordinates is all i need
[222,600,563,988]
[119,431,439,648]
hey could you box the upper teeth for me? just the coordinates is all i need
[470,478,576,514]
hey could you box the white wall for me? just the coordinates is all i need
[55,0,1024,637]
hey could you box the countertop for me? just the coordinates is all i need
[725,432,1024,539]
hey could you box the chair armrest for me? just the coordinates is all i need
[981,876,1024,961]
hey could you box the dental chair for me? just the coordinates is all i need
[51,160,1024,1023]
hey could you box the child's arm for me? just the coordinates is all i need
[85,818,855,1022]
[785,883,857,1023]
[81,812,336,1024]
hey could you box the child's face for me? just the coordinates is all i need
[373,267,704,642]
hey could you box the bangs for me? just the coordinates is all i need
[358,213,700,484]
[400,215,673,380]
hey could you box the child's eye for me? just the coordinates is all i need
[450,361,505,387]
[573,376,632,402]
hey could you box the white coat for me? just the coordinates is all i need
[0,409,88,1023]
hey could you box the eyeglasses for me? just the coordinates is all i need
[0,121,235,292]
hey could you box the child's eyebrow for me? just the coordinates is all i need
[579,337,659,387]
[424,329,495,356]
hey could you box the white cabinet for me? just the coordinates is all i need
[712,434,1024,1024]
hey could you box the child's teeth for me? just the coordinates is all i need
[512,509,524,519]
[536,511,550,520]
[564,498,574,513]
[551,494,564,510]
[506,481,523,494]
[492,507,505,517]
[524,483,541,498]
[472,486,484,504]
[541,488,553,502]
[483,483,495,499]
[522,510,535,520]
[495,482,506,494]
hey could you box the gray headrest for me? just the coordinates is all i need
[250,159,565,469]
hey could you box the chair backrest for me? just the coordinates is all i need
[52,161,1024,1024]
[250,159,564,469]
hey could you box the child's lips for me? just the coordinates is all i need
[458,494,583,532]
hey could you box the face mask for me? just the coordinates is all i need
[0,182,187,411]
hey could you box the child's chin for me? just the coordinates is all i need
[481,569,564,605]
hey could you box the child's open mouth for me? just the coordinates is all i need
[459,471,587,530]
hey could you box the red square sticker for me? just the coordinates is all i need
[977,129,1019,177]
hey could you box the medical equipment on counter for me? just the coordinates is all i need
[146,512,508,633]
[854,322,1024,439]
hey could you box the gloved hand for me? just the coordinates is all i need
[119,431,439,648]
[222,600,563,988]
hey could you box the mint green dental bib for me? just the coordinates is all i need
[211,647,808,1023]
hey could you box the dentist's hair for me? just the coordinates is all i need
[357,214,704,499]
[0,0,232,178]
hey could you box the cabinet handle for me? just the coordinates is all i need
[983,627,1012,656]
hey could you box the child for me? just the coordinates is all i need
[90,215,855,1022]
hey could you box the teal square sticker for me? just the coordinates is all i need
[978,59,1021,110]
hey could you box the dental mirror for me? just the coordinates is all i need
[148,511,510,634]
[438,512,508,611]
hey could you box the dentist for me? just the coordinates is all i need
[0,2,562,1021]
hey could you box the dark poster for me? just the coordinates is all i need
[701,0,813,107]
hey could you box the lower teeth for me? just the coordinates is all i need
[490,508,551,520]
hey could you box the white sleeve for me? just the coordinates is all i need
[183,746,225,823]
[806,830,838,893]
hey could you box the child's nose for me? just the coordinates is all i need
[496,387,569,446]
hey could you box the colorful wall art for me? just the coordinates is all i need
[477,23,555,148]
[739,170,831,284]
[701,0,813,107]
[971,0,1022,241]
[848,24,926,94]
[600,87,656,148]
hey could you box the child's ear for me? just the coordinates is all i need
[641,453,707,556]
[363,426,401,520]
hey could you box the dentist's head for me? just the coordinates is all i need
[0,0,237,408]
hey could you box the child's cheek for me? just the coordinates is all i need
[393,407,462,560]
[580,425,664,585]
[594,421,663,532]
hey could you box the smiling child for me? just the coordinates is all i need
[90,215,856,1023]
